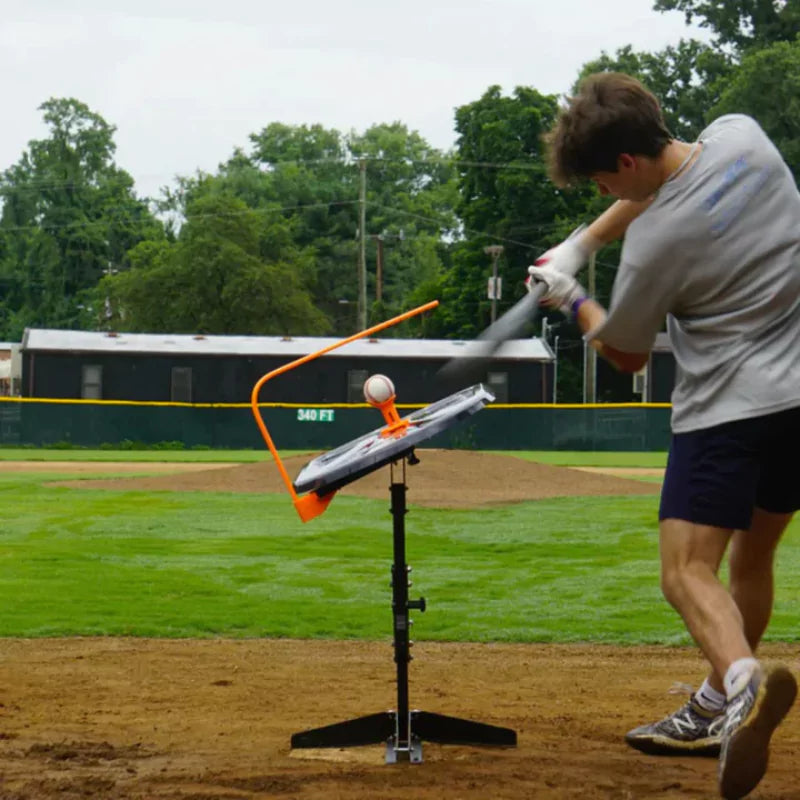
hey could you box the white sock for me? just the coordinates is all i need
[723,658,761,699]
[695,678,727,712]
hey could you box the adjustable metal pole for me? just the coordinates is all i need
[390,478,411,753]
[388,459,426,762]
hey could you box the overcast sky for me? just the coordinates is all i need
[1,0,710,199]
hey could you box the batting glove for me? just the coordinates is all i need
[531,229,592,278]
[526,263,586,318]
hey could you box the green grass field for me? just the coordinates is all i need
[1,450,797,644]
[0,448,288,462]
[0,448,668,466]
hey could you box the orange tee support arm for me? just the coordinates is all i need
[250,300,439,522]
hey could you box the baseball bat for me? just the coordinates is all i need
[436,282,546,388]
[436,225,590,389]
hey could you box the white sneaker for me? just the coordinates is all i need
[718,664,797,799]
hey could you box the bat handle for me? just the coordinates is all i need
[523,281,546,307]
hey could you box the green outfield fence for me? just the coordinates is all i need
[0,397,672,451]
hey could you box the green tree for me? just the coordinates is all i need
[709,37,800,180]
[577,40,733,141]
[436,86,592,338]
[165,122,458,335]
[248,123,354,322]
[346,123,459,323]
[0,98,163,338]
[101,193,329,335]
[159,125,355,331]
[654,0,800,52]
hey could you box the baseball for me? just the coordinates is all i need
[363,374,395,405]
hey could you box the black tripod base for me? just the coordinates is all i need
[291,710,516,763]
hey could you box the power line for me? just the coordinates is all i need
[0,199,362,234]
[0,195,624,276]
[0,181,623,275]
[0,153,550,195]
[365,200,622,272]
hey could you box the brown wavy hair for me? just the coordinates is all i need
[545,72,672,187]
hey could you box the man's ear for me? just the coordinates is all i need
[618,153,637,170]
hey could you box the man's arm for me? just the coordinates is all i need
[538,198,654,276]
[573,200,655,371]
[575,299,649,373]
[580,198,655,250]
[531,198,657,371]
[527,267,652,373]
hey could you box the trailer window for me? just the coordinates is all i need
[171,367,193,403]
[486,371,508,403]
[347,370,369,403]
[81,364,103,399]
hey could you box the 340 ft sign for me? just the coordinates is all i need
[296,408,335,423]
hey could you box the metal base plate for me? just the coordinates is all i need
[385,736,423,764]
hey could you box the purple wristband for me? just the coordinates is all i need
[571,296,588,318]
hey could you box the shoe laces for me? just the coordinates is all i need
[667,681,695,697]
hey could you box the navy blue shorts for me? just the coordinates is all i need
[659,406,800,530]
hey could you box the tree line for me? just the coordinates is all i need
[0,1,798,399]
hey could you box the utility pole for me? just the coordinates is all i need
[374,235,384,302]
[584,251,597,403]
[483,245,504,323]
[553,335,560,404]
[357,160,367,330]
[370,230,402,305]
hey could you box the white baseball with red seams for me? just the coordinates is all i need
[363,374,395,405]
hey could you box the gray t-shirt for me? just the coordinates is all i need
[592,114,800,433]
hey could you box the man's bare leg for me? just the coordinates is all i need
[624,519,747,757]
[702,508,792,693]
[625,511,796,761]
[657,517,796,798]
[658,518,751,677]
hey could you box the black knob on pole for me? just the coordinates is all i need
[408,597,426,612]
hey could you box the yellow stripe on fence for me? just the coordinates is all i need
[0,396,672,410]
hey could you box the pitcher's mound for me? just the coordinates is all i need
[62,450,660,509]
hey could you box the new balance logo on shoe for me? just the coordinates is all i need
[625,695,724,757]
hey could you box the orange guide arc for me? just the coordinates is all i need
[250,300,439,521]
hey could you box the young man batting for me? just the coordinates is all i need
[528,72,799,800]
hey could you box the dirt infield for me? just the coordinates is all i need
[52,449,661,507]
[0,461,237,474]
[0,639,798,799]
[1,453,797,798]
